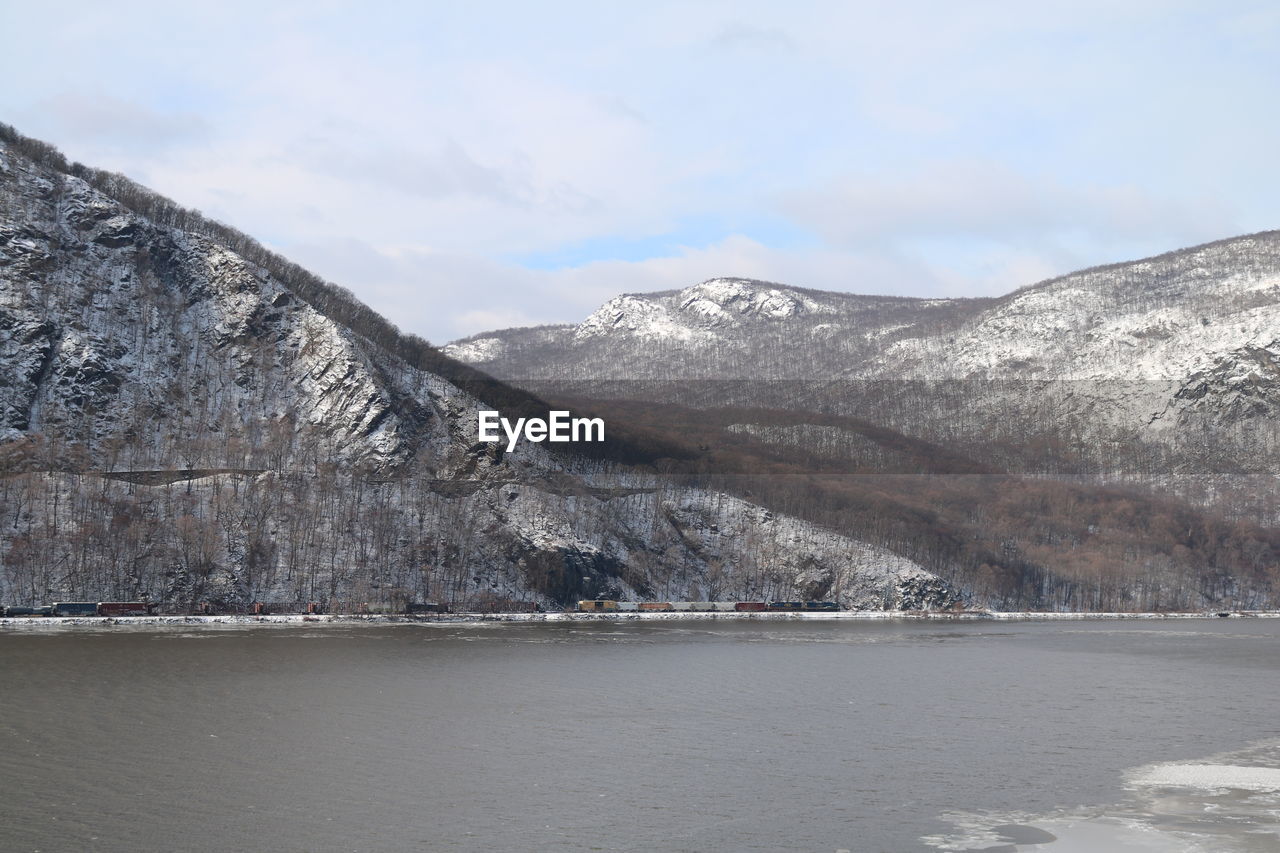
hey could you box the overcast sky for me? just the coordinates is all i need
[4,1,1277,343]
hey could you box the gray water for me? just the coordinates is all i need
[2,619,1280,853]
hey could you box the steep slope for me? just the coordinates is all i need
[1,173,436,472]
[0,127,951,611]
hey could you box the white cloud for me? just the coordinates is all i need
[775,160,1240,289]
[20,93,211,154]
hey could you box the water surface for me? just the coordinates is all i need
[2,619,1279,852]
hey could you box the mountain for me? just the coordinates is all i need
[449,239,1280,476]
[446,277,990,379]
[448,240,1280,382]
[445,244,1280,610]
[0,124,952,612]
[5,120,1277,614]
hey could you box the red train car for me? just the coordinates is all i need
[97,601,156,617]
[639,602,674,612]
[734,602,767,611]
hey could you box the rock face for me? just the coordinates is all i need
[573,278,840,343]
[0,151,440,471]
[0,132,948,611]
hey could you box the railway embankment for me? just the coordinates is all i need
[2,610,1277,630]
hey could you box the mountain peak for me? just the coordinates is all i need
[678,278,833,322]
[567,277,838,344]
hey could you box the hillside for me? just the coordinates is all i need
[449,240,1280,478]
[0,125,950,612]
[445,244,1280,609]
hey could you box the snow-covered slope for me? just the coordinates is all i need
[450,238,1280,383]
[446,234,1280,475]
[445,277,988,379]
[573,278,842,343]
[865,234,1280,381]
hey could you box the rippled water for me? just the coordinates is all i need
[2,619,1279,852]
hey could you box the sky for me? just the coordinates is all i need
[3,1,1278,343]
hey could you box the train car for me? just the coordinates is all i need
[578,599,619,612]
[503,601,539,613]
[455,596,539,613]
[670,601,694,611]
[804,601,839,611]
[712,602,737,612]
[767,601,805,611]
[735,602,767,611]
[97,602,156,617]
[616,602,640,612]
[405,601,449,614]
[50,601,99,617]
[252,602,293,615]
[638,602,674,612]
[356,603,398,615]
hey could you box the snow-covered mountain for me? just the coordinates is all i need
[442,235,1280,612]
[0,127,951,611]
[447,276,988,378]
[449,239,1280,383]
[446,237,1280,477]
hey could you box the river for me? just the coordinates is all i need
[2,618,1279,851]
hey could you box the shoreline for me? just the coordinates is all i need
[2,609,1278,630]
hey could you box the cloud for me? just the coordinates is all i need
[452,308,544,333]
[25,92,211,153]
[292,137,531,204]
[1,1,1276,346]
[711,22,796,51]
[776,160,1239,267]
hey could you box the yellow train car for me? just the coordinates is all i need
[577,599,619,612]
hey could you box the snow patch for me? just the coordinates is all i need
[1129,763,1280,792]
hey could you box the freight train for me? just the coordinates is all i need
[0,601,517,617]
[1,599,839,618]
[1,601,157,617]
[576,600,840,612]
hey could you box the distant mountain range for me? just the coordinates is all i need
[447,239,1280,475]
[444,238,1280,610]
